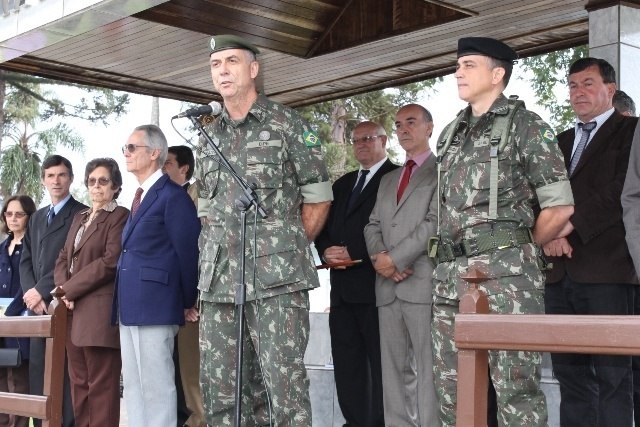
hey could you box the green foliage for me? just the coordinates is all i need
[298,80,440,180]
[0,71,130,202]
[520,45,588,132]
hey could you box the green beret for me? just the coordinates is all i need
[457,37,517,62]
[209,34,260,56]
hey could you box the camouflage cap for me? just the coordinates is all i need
[209,34,260,56]
[457,37,518,62]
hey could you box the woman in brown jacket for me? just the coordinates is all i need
[54,158,128,427]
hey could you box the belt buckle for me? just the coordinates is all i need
[451,243,464,258]
[497,229,513,250]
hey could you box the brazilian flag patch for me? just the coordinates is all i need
[303,131,321,147]
[540,128,556,143]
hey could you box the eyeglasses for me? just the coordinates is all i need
[87,177,111,187]
[122,144,149,154]
[4,211,27,219]
[351,135,382,144]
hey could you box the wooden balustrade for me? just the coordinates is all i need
[0,287,67,426]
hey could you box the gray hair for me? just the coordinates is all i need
[133,124,168,167]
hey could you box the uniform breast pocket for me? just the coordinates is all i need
[469,152,514,191]
[246,142,284,190]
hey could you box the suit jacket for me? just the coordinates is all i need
[547,111,638,284]
[20,197,87,303]
[113,174,201,326]
[54,206,129,348]
[315,160,398,306]
[364,155,438,306]
[622,121,640,276]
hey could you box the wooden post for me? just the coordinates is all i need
[456,269,490,427]
[42,286,67,427]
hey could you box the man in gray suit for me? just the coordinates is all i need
[364,103,439,427]
[21,154,87,427]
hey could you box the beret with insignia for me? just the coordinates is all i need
[457,37,518,63]
[209,34,260,56]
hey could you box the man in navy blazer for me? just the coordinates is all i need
[114,124,200,427]
[315,121,397,426]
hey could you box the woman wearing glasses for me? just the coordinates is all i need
[0,194,36,427]
[54,158,128,427]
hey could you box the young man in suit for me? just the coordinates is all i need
[364,104,439,427]
[20,154,87,427]
[315,121,397,426]
[114,125,201,426]
[544,57,638,427]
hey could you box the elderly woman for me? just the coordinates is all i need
[54,158,128,427]
[0,195,36,427]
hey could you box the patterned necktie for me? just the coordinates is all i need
[47,206,55,226]
[397,159,416,203]
[131,187,143,216]
[569,121,597,176]
[346,170,369,212]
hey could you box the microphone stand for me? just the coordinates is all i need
[188,115,268,427]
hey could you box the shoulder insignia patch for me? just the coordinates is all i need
[303,131,321,147]
[540,128,556,143]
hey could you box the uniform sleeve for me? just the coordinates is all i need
[286,113,333,203]
[515,112,574,208]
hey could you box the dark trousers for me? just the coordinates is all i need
[545,277,634,427]
[30,310,75,427]
[0,362,30,427]
[329,302,384,427]
[633,289,640,427]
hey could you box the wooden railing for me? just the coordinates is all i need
[0,287,68,426]
[454,284,640,427]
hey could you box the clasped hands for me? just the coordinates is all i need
[23,288,47,315]
[542,220,574,258]
[371,252,413,283]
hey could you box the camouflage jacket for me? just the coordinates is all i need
[195,94,332,303]
[433,94,574,298]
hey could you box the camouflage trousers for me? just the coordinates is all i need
[199,291,312,426]
[431,287,548,427]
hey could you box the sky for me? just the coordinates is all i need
[47,63,564,312]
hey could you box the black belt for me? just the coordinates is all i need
[436,227,533,263]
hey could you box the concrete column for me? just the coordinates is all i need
[589,3,640,108]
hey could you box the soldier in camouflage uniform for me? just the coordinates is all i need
[195,35,333,426]
[431,37,575,427]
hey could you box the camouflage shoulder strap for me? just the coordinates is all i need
[488,95,525,219]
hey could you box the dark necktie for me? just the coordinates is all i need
[397,159,416,203]
[569,121,597,176]
[346,170,369,212]
[131,187,143,216]
[47,206,55,226]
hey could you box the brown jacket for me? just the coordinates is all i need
[54,206,129,348]
[546,111,638,284]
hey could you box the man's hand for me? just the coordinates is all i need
[23,288,45,314]
[323,246,352,269]
[373,252,413,282]
[184,307,199,322]
[543,237,573,258]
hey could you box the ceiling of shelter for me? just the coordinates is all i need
[0,0,629,107]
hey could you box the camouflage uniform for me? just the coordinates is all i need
[432,94,574,427]
[196,94,332,426]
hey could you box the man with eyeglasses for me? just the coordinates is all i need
[315,121,397,426]
[195,35,332,425]
[364,104,440,426]
[20,154,87,427]
[114,125,201,426]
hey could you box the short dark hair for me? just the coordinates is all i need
[168,145,195,181]
[41,155,73,179]
[487,57,514,87]
[1,195,37,234]
[84,158,123,200]
[613,90,636,116]
[568,57,616,84]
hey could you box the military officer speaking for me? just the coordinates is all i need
[195,35,332,426]
[430,37,575,426]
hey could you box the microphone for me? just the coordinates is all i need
[172,101,222,119]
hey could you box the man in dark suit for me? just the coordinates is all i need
[20,154,87,427]
[315,121,397,427]
[544,57,639,427]
[114,125,201,426]
[364,104,439,427]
